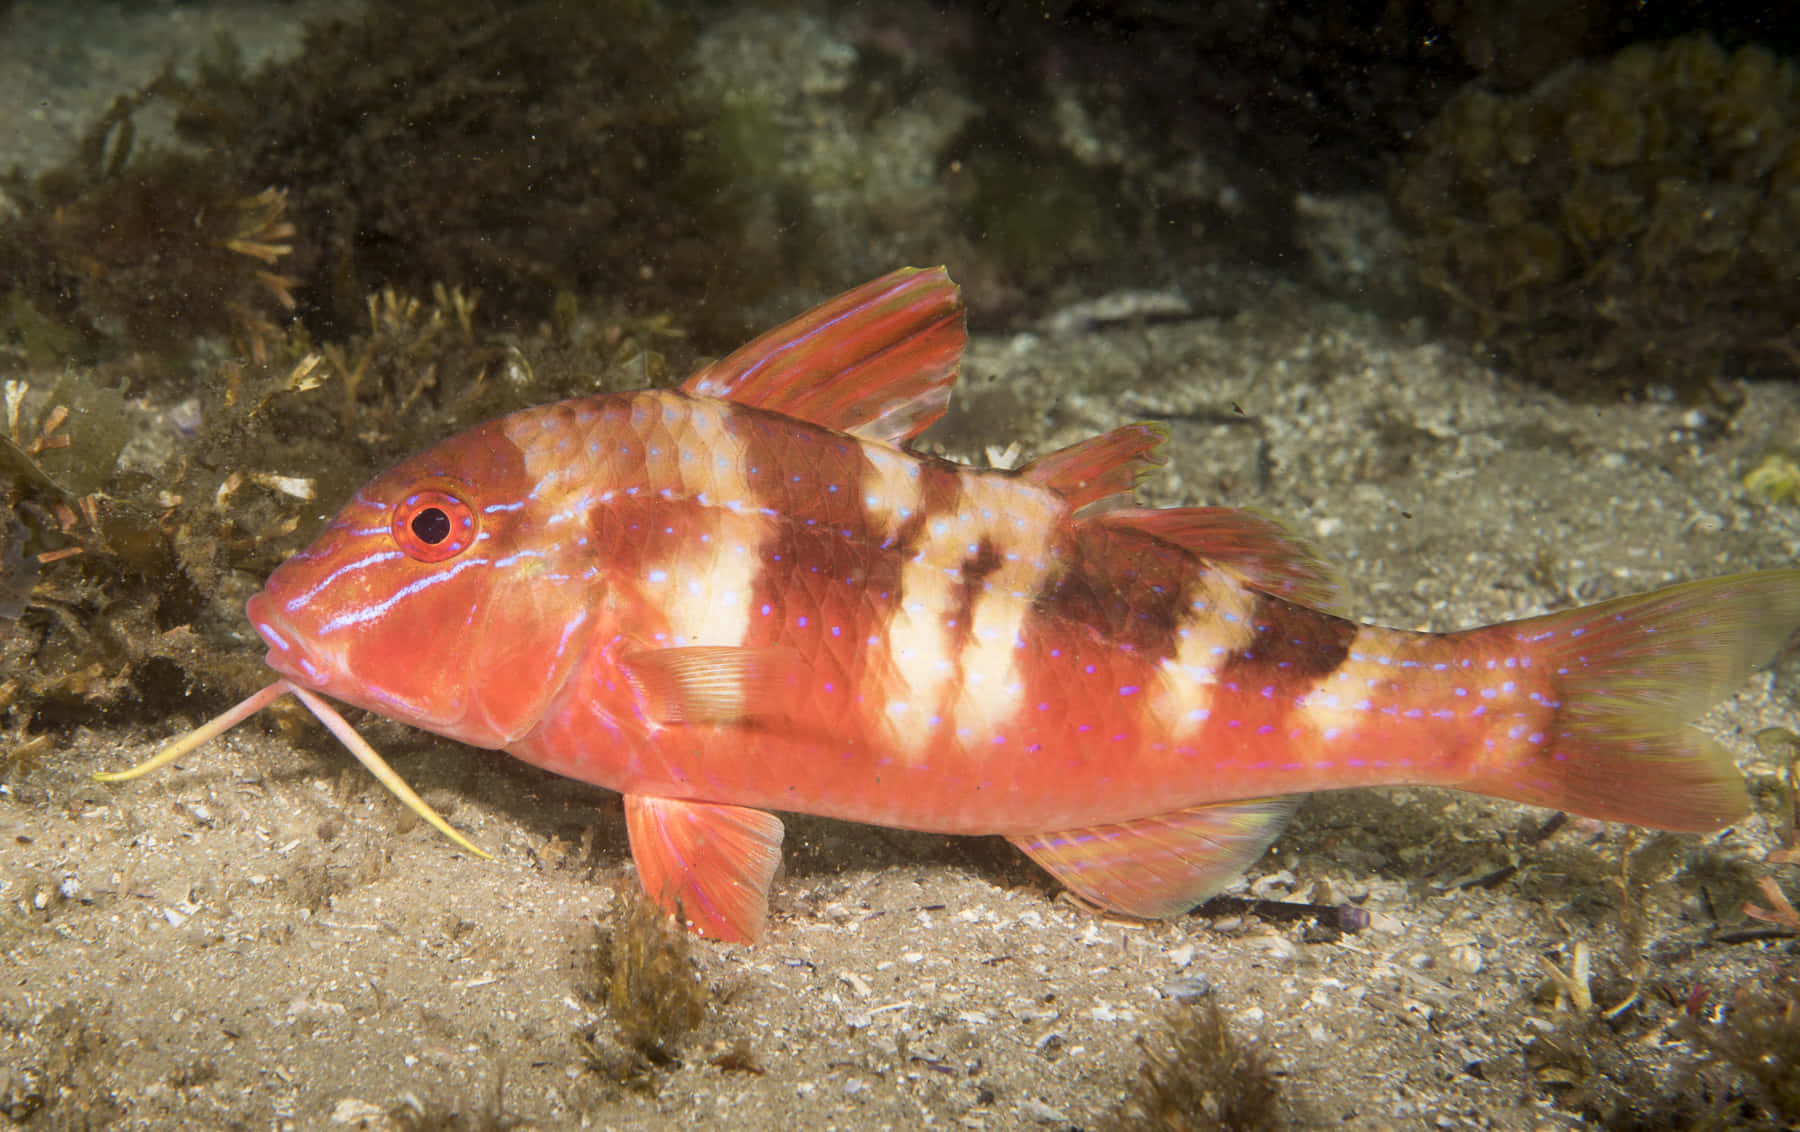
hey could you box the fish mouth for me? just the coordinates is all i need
[245,592,335,690]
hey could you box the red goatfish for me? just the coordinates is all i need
[101,268,1800,943]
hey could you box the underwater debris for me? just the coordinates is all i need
[0,368,281,725]
[1744,453,1800,505]
[1743,876,1800,934]
[319,285,496,433]
[1754,727,1800,865]
[1681,965,1800,1127]
[368,1071,523,1132]
[1104,998,1280,1132]
[0,516,37,621]
[0,1000,121,1126]
[1519,827,1727,1120]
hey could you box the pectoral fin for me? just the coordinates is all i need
[619,646,798,725]
[1008,798,1297,920]
[624,794,785,943]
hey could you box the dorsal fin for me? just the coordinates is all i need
[1019,423,1168,510]
[1093,506,1339,611]
[680,267,965,445]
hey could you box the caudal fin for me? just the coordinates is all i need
[1462,569,1800,832]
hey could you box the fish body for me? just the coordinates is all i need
[229,268,1800,942]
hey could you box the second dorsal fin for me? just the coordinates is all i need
[1091,506,1340,610]
[1019,423,1168,510]
[680,267,965,445]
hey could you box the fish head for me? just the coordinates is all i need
[246,413,602,748]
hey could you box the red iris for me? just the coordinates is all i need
[392,489,478,562]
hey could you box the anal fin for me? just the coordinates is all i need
[625,795,785,943]
[1008,798,1296,920]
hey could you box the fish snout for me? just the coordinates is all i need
[246,592,333,689]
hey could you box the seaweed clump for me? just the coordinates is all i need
[1104,999,1280,1132]
[166,0,762,342]
[575,885,708,1078]
[1393,35,1800,394]
[0,89,299,366]
[0,0,774,372]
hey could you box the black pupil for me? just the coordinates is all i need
[411,507,452,544]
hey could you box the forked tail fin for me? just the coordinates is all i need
[1461,569,1800,831]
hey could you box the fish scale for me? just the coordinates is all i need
[98,266,1800,944]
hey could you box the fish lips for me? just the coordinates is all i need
[246,591,336,690]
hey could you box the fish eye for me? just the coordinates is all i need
[392,489,478,562]
[412,508,451,544]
